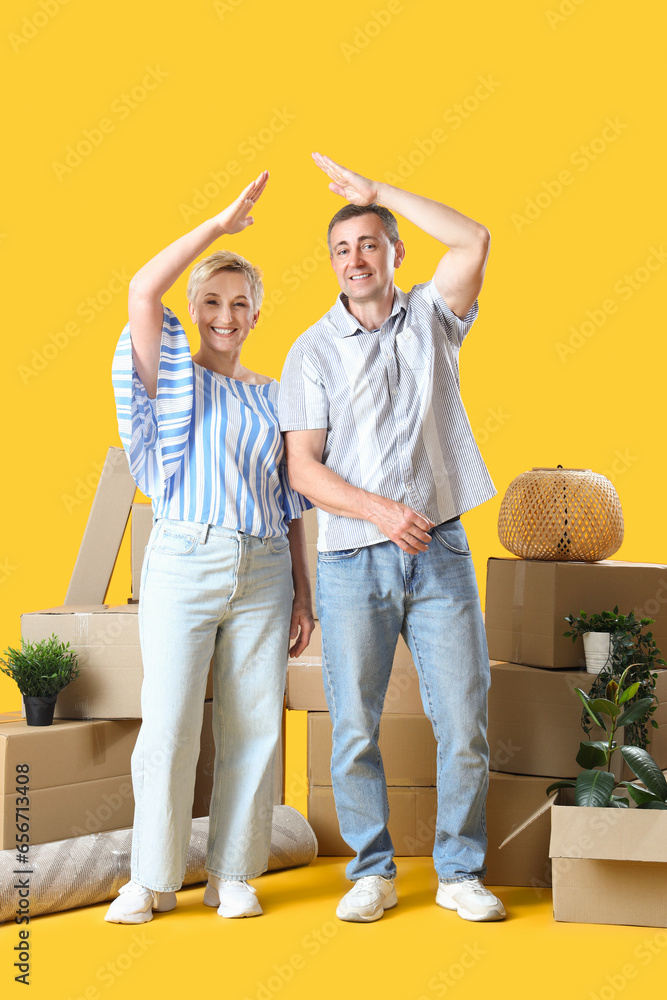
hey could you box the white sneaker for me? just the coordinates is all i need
[436,878,506,922]
[336,876,397,923]
[203,876,263,918]
[105,880,177,924]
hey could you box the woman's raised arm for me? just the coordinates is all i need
[128,170,268,397]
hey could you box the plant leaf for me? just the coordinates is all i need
[621,782,663,807]
[576,740,610,769]
[574,769,615,807]
[618,681,641,704]
[575,688,606,730]
[609,795,630,808]
[589,698,621,719]
[616,697,656,728]
[620,746,667,800]
[545,780,576,796]
[639,802,667,810]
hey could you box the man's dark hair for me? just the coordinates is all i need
[327,203,400,252]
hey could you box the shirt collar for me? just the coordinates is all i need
[330,286,408,338]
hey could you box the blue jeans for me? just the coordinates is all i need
[316,519,490,883]
[131,518,293,892]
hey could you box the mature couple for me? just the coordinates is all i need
[107,153,505,925]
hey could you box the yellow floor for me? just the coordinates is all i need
[3,855,667,999]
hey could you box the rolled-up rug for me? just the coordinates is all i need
[0,806,318,923]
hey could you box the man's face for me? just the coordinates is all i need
[329,214,404,304]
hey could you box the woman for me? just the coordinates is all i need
[106,171,314,924]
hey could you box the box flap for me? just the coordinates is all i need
[498,792,557,848]
[65,446,137,605]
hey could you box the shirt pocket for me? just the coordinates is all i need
[395,327,426,370]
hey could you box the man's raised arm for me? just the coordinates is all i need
[313,152,490,318]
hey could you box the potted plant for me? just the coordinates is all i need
[564,606,664,749]
[0,634,80,726]
[546,666,667,808]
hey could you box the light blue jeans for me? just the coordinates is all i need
[131,518,293,892]
[317,519,490,883]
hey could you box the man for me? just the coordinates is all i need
[279,153,504,923]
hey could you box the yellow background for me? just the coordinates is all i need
[1,0,666,996]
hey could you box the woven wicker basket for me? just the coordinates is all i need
[498,467,624,561]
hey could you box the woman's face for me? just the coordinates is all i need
[188,270,259,361]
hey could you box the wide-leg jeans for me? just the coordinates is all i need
[131,518,293,892]
[316,518,490,883]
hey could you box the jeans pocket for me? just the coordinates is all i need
[317,547,362,562]
[152,524,199,556]
[431,522,471,556]
[267,535,290,554]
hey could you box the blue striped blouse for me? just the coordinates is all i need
[112,306,311,536]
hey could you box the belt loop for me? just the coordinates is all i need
[201,523,210,544]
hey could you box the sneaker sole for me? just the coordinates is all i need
[436,895,505,922]
[203,884,263,917]
[105,891,177,923]
[336,889,398,923]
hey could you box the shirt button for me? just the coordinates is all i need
[404,331,412,340]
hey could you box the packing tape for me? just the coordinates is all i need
[511,561,526,663]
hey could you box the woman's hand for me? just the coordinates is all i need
[288,598,315,658]
[312,152,378,206]
[213,170,269,235]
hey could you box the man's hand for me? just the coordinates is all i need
[213,170,269,234]
[288,598,315,658]
[368,497,435,554]
[312,152,378,206]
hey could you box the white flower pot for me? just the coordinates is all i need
[583,631,613,674]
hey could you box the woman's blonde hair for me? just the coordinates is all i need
[187,250,264,310]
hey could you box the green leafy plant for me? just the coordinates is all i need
[546,666,667,809]
[0,634,80,697]
[563,606,665,747]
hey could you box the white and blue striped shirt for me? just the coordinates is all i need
[112,306,310,536]
[278,280,496,551]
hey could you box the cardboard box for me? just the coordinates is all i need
[65,447,137,605]
[308,784,437,856]
[308,711,436,786]
[550,805,667,926]
[0,717,139,847]
[485,557,667,669]
[488,662,589,778]
[21,605,214,719]
[288,655,422,713]
[130,502,154,600]
[309,771,555,887]
[0,702,242,847]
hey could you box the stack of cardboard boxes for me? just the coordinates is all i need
[289,515,667,907]
[1,447,280,853]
